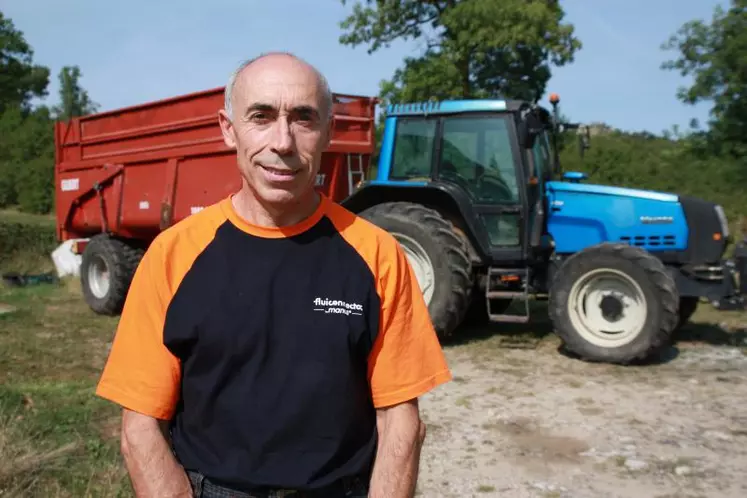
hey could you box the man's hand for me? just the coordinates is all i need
[368,398,427,498]
[120,409,193,498]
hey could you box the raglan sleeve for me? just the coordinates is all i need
[95,238,181,420]
[367,236,453,408]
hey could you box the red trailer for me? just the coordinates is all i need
[52,86,377,314]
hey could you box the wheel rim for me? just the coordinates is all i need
[567,268,647,348]
[87,254,111,299]
[393,233,435,306]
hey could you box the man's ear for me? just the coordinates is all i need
[218,110,237,149]
[323,115,335,148]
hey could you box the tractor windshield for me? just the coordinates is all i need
[389,114,520,203]
[438,115,519,203]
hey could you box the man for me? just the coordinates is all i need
[95,52,452,498]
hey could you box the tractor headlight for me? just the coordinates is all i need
[715,205,729,239]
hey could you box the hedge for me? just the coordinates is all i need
[0,220,58,272]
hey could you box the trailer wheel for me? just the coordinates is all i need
[359,202,473,339]
[548,243,679,364]
[80,234,144,316]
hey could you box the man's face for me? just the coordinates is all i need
[219,57,333,206]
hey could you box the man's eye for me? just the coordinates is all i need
[296,113,314,123]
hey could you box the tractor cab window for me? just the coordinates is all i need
[437,115,519,203]
[389,118,437,180]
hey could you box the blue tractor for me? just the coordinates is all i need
[342,94,747,365]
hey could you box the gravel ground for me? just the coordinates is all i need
[415,319,747,498]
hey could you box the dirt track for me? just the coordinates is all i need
[415,320,747,498]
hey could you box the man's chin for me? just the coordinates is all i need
[254,184,313,205]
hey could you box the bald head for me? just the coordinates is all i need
[224,52,333,121]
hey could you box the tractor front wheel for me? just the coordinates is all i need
[359,202,473,339]
[548,243,679,364]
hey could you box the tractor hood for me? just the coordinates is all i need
[545,180,680,203]
[544,179,730,264]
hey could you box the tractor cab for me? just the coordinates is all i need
[346,96,585,267]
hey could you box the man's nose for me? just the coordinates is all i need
[269,118,294,155]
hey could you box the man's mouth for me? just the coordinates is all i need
[259,164,300,182]
[260,165,298,176]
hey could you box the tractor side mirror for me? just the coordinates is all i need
[518,110,543,149]
[518,120,535,149]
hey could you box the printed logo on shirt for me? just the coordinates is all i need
[313,297,363,316]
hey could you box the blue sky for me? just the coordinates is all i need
[3,0,726,134]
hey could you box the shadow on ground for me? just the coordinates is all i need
[442,299,747,366]
[676,321,747,348]
[443,301,554,348]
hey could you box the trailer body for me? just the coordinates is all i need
[54,87,377,244]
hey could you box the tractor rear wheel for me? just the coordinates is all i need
[548,243,679,364]
[80,234,144,316]
[359,202,473,339]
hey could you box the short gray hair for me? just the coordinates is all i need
[224,52,333,121]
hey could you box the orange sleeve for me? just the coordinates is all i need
[368,237,452,408]
[95,238,181,420]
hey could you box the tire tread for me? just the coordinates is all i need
[548,242,679,364]
[360,202,473,338]
[81,234,145,315]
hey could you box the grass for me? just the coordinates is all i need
[0,278,131,497]
[0,209,56,227]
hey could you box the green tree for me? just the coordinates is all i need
[661,0,747,156]
[0,10,50,114]
[338,0,581,106]
[0,105,55,211]
[53,65,99,121]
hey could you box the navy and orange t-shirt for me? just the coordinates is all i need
[95,193,452,491]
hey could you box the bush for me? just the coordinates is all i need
[0,220,57,272]
[558,129,747,224]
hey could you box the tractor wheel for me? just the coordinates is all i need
[80,234,144,316]
[359,202,473,339]
[674,296,699,333]
[548,243,679,364]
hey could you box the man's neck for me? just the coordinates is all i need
[232,187,321,228]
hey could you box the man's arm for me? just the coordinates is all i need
[120,409,192,498]
[368,398,427,498]
[94,239,188,495]
[363,234,452,497]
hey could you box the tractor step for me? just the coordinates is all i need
[486,267,531,324]
[486,291,525,299]
[487,313,530,324]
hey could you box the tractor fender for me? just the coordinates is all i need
[341,182,492,265]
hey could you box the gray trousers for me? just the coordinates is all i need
[187,470,369,498]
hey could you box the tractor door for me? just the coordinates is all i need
[434,114,528,263]
[525,129,553,251]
